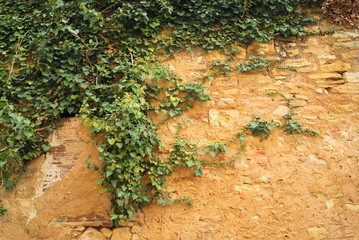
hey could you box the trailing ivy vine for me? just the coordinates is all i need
[1,0,322,222]
[0,200,7,217]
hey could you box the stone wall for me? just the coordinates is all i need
[0,118,112,239]
[1,25,358,240]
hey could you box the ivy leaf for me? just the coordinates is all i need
[106,170,113,177]
[107,138,116,145]
[164,52,171,58]
[286,5,294,12]
[0,160,7,168]
[157,197,165,205]
[23,130,33,138]
[185,160,195,167]
[238,134,246,142]
[68,58,77,65]
[128,210,134,220]
[67,107,74,113]
[149,21,160,29]
[97,146,104,152]
[249,121,259,129]
[209,150,218,158]
[194,167,202,177]
[42,144,51,151]
[66,26,79,35]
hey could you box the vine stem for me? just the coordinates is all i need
[8,31,29,82]
[129,51,134,65]
[101,4,118,13]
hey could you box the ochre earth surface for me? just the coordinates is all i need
[0,118,112,240]
[0,23,358,240]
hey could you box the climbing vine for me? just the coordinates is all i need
[0,0,324,222]
[0,200,7,217]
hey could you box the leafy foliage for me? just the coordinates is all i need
[170,138,203,177]
[0,200,7,217]
[0,98,52,191]
[0,0,321,223]
[204,142,228,158]
[266,91,320,136]
[237,57,273,73]
[248,116,276,139]
[210,56,276,77]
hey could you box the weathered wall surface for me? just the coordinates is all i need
[1,24,358,240]
[139,27,359,240]
[0,118,112,240]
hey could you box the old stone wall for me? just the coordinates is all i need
[0,24,358,240]
[0,118,112,239]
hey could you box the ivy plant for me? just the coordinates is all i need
[0,200,7,217]
[0,0,322,222]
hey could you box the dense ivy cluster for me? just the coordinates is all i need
[1,0,321,223]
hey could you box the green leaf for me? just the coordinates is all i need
[238,134,246,142]
[106,170,113,177]
[0,160,7,168]
[67,107,75,113]
[0,152,6,161]
[67,26,79,35]
[207,150,215,158]
[107,138,116,145]
[68,58,77,65]
[42,144,52,151]
[157,197,165,205]
[185,160,195,167]
[23,130,33,138]
[149,21,160,29]
[194,167,202,177]
[97,146,104,152]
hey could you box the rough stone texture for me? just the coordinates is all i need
[204,46,246,61]
[140,23,358,240]
[331,83,359,94]
[344,72,359,82]
[218,98,235,106]
[307,227,327,240]
[208,109,241,128]
[308,72,342,80]
[308,154,327,165]
[343,204,359,211]
[1,21,359,240]
[111,227,132,240]
[78,228,107,240]
[333,41,359,50]
[285,58,312,68]
[319,61,351,73]
[273,105,290,116]
[247,40,276,55]
[100,228,113,238]
[130,225,143,234]
[213,76,238,86]
[239,74,273,84]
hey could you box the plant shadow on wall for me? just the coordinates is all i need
[1,0,346,224]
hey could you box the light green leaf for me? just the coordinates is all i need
[107,138,116,145]
[0,160,7,168]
